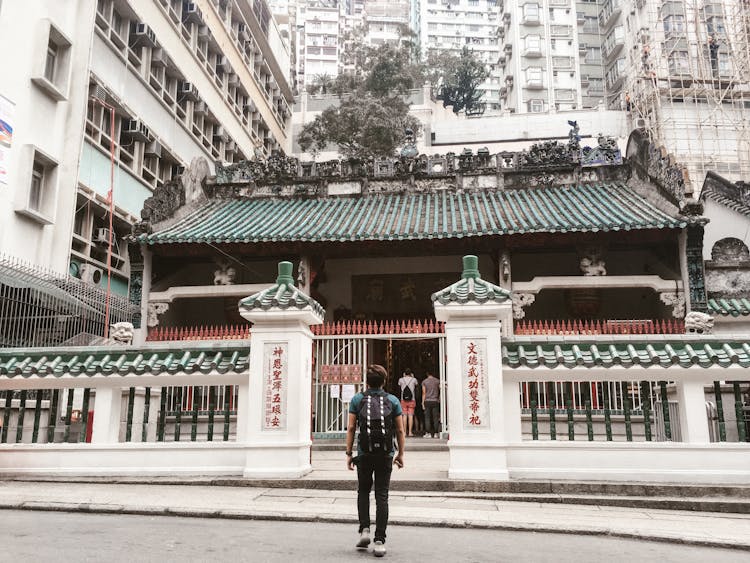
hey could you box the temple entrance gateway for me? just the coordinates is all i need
[311,328,447,438]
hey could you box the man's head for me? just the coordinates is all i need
[366,364,387,389]
[403,368,413,377]
[426,371,435,379]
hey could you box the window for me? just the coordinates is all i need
[585,46,601,63]
[523,3,540,23]
[44,41,58,82]
[663,14,685,34]
[668,51,690,74]
[706,16,725,35]
[29,162,45,212]
[528,99,544,112]
[582,16,598,34]
[525,66,543,87]
[15,148,58,224]
[524,34,541,55]
[32,20,72,101]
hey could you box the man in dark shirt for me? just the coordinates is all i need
[422,372,441,438]
[346,364,406,557]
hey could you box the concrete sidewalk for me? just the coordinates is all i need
[1,479,749,551]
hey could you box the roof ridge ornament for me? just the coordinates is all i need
[432,255,512,306]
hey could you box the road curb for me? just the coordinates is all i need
[1,500,748,552]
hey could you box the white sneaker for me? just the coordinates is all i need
[356,528,371,549]
[373,540,386,557]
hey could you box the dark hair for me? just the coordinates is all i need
[403,368,413,376]
[366,364,387,388]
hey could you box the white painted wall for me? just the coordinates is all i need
[702,199,750,261]
[0,0,95,274]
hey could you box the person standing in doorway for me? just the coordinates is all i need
[397,368,418,437]
[422,371,441,438]
[347,364,405,557]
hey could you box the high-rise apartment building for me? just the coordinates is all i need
[602,0,750,189]
[498,0,593,113]
[0,0,292,298]
[419,0,504,111]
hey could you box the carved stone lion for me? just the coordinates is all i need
[110,322,134,345]
[182,157,211,205]
[579,248,607,276]
[213,260,237,285]
[684,311,714,334]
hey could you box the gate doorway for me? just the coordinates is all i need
[312,330,446,439]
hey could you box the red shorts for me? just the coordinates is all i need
[401,400,416,415]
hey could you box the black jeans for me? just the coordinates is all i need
[356,454,394,543]
[424,401,440,436]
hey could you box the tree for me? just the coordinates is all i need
[298,41,423,160]
[306,73,335,95]
[428,47,488,115]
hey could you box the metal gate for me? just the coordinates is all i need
[312,333,447,438]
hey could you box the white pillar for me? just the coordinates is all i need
[434,256,514,480]
[91,388,123,444]
[239,261,324,478]
[676,378,711,443]
[135,245,152,346]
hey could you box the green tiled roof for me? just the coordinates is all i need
[139,183,685,245]
[708,297,750,317]
[503,340,750,369]
[0,343,249,378]
[239,261,325,317]
[432,255,511,305]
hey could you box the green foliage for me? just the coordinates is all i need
[297,95,421,160]
[428,47,488,114]
[298,39,424,159]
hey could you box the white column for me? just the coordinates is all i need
[240,316,318,478]
[239,261,324,478]
[434,256,514,480]
[91,388,123,444]
[676,377,711,443]
[135,245,152,346]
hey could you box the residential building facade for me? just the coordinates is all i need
[0,0,292,346]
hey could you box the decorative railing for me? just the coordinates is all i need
[147,324,251,341]
[517,379,749,443]
[514,318,686,336]
[311,319,445,336]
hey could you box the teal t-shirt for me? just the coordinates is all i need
[349,389,402,457]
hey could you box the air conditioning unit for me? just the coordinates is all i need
[226,140,237,152]
[123,119,151,142]
[182,2,203,25]
[80,264,103,285]
[145,140,162,157]
[198,25,212,39]
[237,23,250,41]
[193,100,208,114]
[172,164,185,177]
[151,48,172,67]
[131,23,157,47]
[95,228,111,244]
[244,100,256,112]
[227,73,240,85]
[218,56,232,73]
[213,125,226,138]
[179,81,200,101]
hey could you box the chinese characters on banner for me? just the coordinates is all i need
[263,342,288,430]
[461,338,489,429]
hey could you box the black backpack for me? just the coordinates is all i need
[401,380,413,401]
[357,390,395,455]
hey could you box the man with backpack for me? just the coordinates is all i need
[346,364,406,557]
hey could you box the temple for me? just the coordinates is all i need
[0,127,747,480]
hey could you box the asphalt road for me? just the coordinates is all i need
[1,510,747,563]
